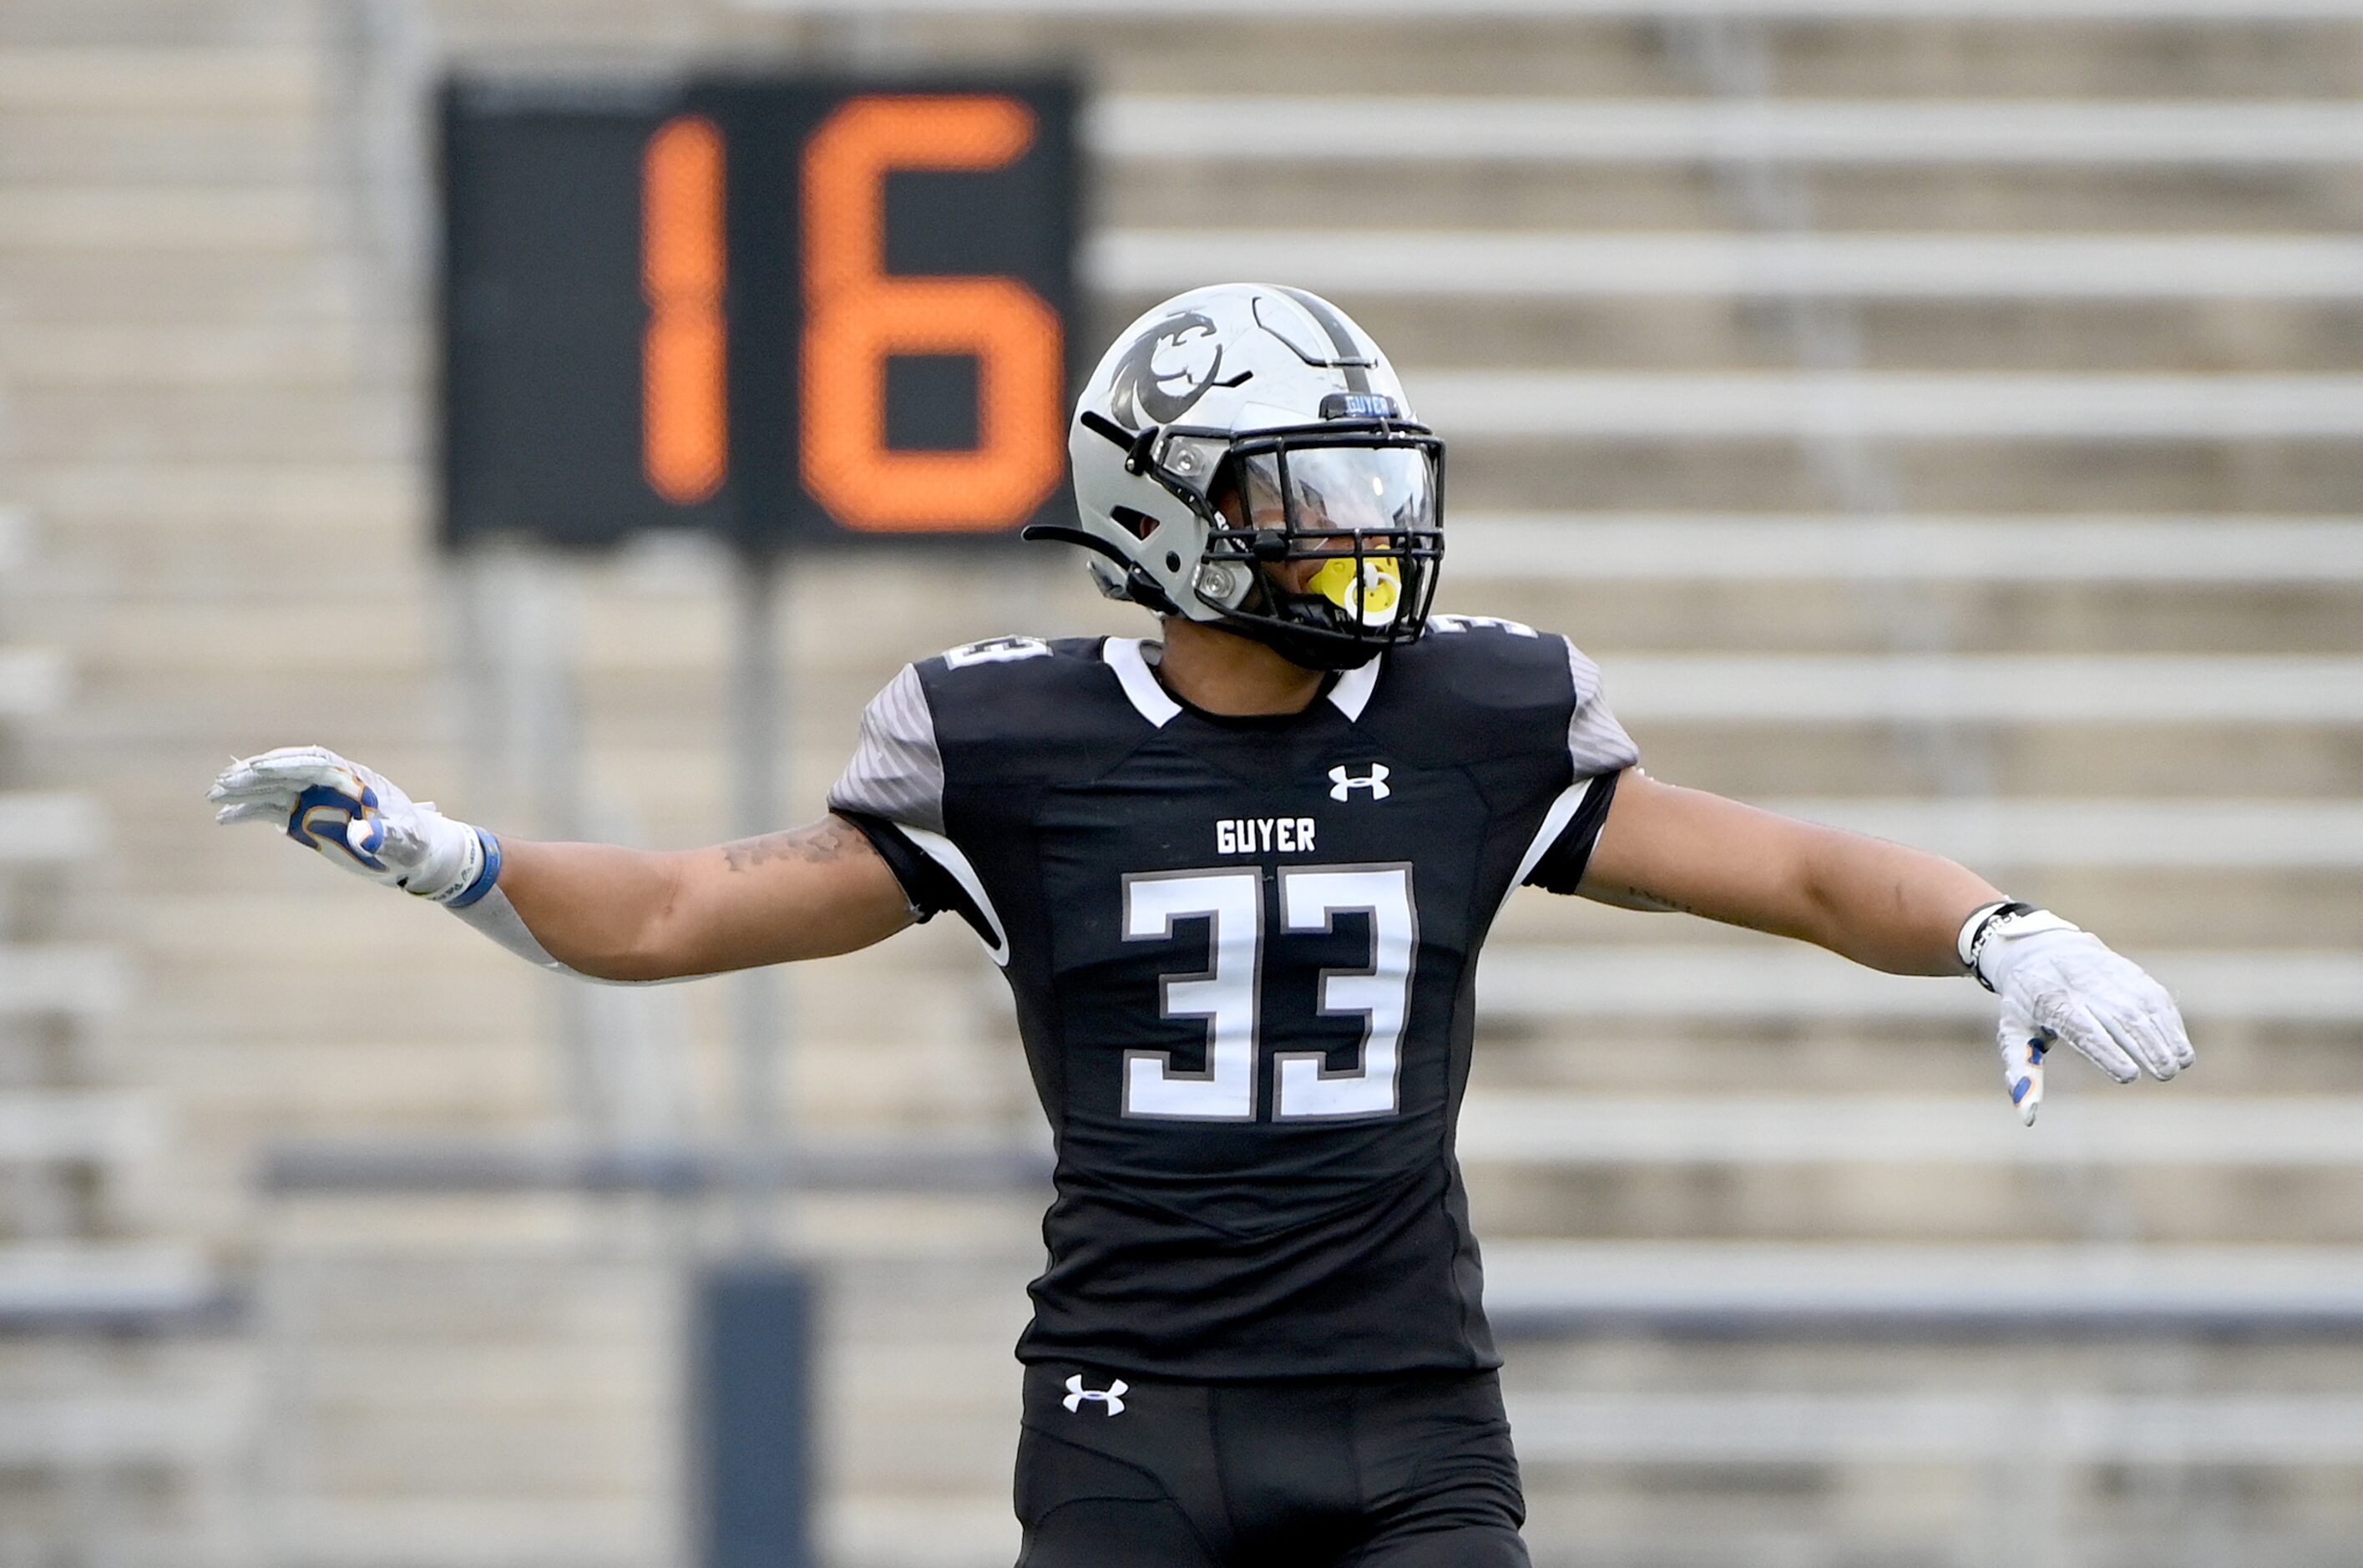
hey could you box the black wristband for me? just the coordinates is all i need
[1961,899,2040,993]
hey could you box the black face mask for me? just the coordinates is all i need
[1193,425,1447,670]
[1045,415,1447,667]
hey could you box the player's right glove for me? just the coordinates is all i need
[1960,902,2194,1126]
[208,746,500,907]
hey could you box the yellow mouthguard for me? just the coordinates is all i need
[1307,554,1404,626]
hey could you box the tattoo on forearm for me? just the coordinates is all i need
[721,818,868,873]
[1599,880,1712,918]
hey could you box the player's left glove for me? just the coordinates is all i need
[208,746,495,905]
[1961,902,2194,1127]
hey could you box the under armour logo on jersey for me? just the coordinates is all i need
[1063,1374,1128,1415]
[944,635,1051,670]
[1328,764,1392,802]
[1429,613,1536,638]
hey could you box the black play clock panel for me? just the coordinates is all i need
[439,74,1079,553]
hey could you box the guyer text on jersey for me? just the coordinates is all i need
[1215,817,1318,857]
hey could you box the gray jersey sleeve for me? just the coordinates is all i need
[827,664,946,835]
[1517,639,1639,897]
[1565,639,1640,778]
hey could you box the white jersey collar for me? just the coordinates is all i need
[1326,660,1381,722]
[1103,637,1182,728]
[1104,636,1384,728]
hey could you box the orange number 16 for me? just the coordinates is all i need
[800,96,1065,532]
[641,115,728,506]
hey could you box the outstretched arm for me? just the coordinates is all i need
[210,746,913,982]
[1577,771,2002,975]
[497,817,912,979]
[1577,770,2193,1122]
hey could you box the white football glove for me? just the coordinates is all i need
[209,746,493,905]
[1966,905,2195,1126]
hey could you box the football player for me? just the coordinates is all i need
[213,285,2192,1566]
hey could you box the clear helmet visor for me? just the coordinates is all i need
[1237,446,1438,629]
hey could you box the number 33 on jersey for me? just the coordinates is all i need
[827,620,1637,1379]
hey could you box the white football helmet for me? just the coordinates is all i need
[1028,283,1445,670]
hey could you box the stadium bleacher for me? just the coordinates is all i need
[0,0,2358,1564]
[0,511,227,1555]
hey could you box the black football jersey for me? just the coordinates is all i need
[827,617,1638,1380]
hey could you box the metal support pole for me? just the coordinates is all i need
[728,551,787,1251]
[695,1261,817,1568]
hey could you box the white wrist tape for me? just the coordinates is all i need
[437,831,682,985]
[427,827,565,971]
[413,820,491,904]
[447,882,567,971]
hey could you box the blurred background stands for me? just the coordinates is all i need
[0,0,2360,1565]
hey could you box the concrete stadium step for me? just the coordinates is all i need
[0,505,28,570]
[1102,284,2363,378]
[0,186,324,252]
[0,792,106,866]
[288,1338,666,1412]
[1465,1148,2363,1247]
[125,976,533,1056]
[1596,652,2363,721]
[1480,1239,2363,1328]
[0,1242,219,1325]
[0,1091,156,1166]
[1095,95,2363,167]
[0,1388,246,1469]
[1442,430,2363,514]
[265,1251,672,1341]
[827,1497,1015,1568]
[12,390,405,465]
[266,1500,666,1568]
[1159,294,2363,375]
[0,943,131,1019]
[1508,1390,2363,1465]
[1446,513,2363,582]
[0,47,321,115]
[1750,797,2363,867]
[63,598,431,677]
[0,252,362,325]
[1101,162,2363,236]
[0,322,372,389]
[1460,582,2363,658]
[793,0,2363,19]
[1422,370,2363,438]
[0,0,321,48]
[1458,1093,2363,1166]
[1547,721,2363,807]
[814,8,2363,99]
[0,116,319,185]
[296,1414,663,1496]
[1096,230,2363,301]
[0,649,70,720]
[1562,584,2363,656]
[157,1039,547,1135]
[25,461,417,532]
[1479,943,2363,1022]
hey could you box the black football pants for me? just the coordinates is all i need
[1012,1362,1531,1567]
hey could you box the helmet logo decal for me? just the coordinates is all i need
[1107,311,1224,430]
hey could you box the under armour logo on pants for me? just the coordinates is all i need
[1063,1374,1128,1415]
